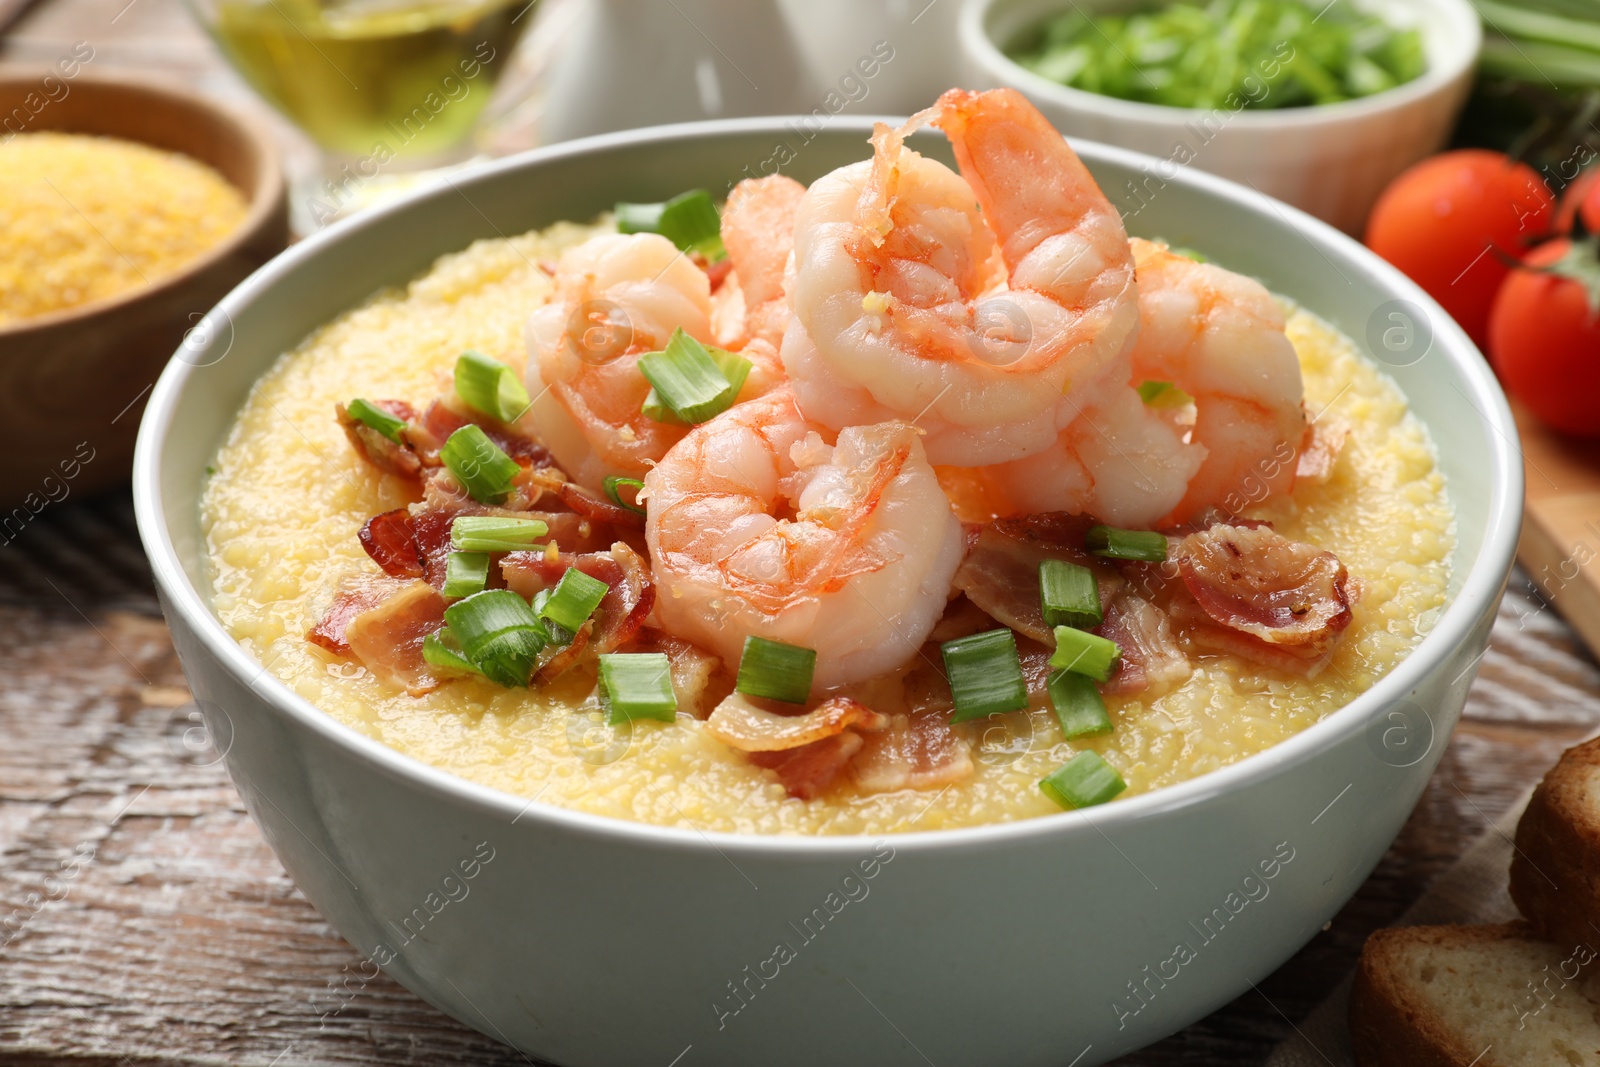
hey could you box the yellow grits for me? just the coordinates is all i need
[202,220,1455,836]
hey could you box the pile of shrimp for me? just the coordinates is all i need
[524,87,1307,690]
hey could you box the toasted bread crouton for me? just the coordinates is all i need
[1512,737,1600,951]
[1350,923,1600,1067]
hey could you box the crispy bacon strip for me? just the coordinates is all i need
[749,733,865,801]
[705,694,888,752]
[307,575,409,655]
[1173,523,1354,674]
[501,542,656,682]
[342,580,447,696]
[359,508,425,579]
[411,398,554,466]
[1296,417,1350,485]
[1096,592,1190,696]
[337,400,421,479]
[852,708,974,794]
[525,467,645,528]
[953,514,1117,645]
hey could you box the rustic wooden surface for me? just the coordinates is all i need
[4,1,1600,1064]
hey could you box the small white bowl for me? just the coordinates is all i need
[959,0,1481,233]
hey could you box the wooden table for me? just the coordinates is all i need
[5,3,1600,1063]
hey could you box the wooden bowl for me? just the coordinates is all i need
[0,70,288,513]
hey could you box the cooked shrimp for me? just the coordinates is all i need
[964,365,1204,528]
[642,389,965,690]
[1126,238,1305,522]
[782,87,1139,467]
[523,232,713,491]
[716,174,806,352]
[707,175,803,402]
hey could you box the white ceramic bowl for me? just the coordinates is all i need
[959,0,1482,233]
[134,118,1520,1067]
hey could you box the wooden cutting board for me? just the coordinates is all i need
[1515,399,1600,659]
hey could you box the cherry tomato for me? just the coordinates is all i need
[1365,150,1554,348]
[1488,238,1600,437]
[1555,165,1600,236]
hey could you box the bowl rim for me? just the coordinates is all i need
[134,114,1522,858]
[958,0,1483,129]
[0,68,287,340]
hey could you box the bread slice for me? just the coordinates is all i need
[1512,737,1600,952]
[1350,923,1600,1066]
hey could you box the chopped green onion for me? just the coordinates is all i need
[529,587,573,645]
[598,652,678,724]
[1167,247,1208,264]
[1135,380,1194,409]
[1039,559,1102,630]
[1050,625,1121,682]
[439,425,521,505]
[616,188,725,259]
[1048,670,1113,739]
[736,636,816,705]
[602,475,647,515]
[442,551,490,599]
[442,590,546,688]
[942,629,1029,723]
[454,351,531,423]
[422,627,480,676]
[1040,750,1126,810]
[638,329,751,425]
[539,567,610,634]
[1086,525,1169,563]
[346,398,407,444]
[450,516,549,553]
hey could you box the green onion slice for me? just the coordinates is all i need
[442,551,490,599]
[346,398,407,444]
[942,628,1029,723]
[736,636,816,705]
[1049,625,1121,683]
[454,350,531,423]
[442,589,546,688]
[450,516,549,553]
[539,567,610,634]
[1040,750,1127,810]
[1086,525,1169,563]
[439,425,521,505]
[1135,380,1194,409]
[1039,559,1103,630]
[602,475,647,515]
[422,627,480,676]
[638,329,751,425]
[1048,670,1114,739]
[599,652,678,724]
[616,188,725,258]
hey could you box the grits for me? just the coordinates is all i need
[202,219,1455,836]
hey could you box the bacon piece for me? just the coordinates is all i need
[929,595,999,644]
[412,398,554,466]
[1096,592,1190,696]
[851,708,974,794]
[1173,523,1354,675]
[1296,418,1350,485]
[624,628,729,719]
[307,575,408,655]
[500,542,656,683]
[342,580,447,696]
[359,508,425,579]
[525,467,646,528]
[953,514,1117,645]
[705,694,887,752]
[337,400,422,479]
[749,733,865,801]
